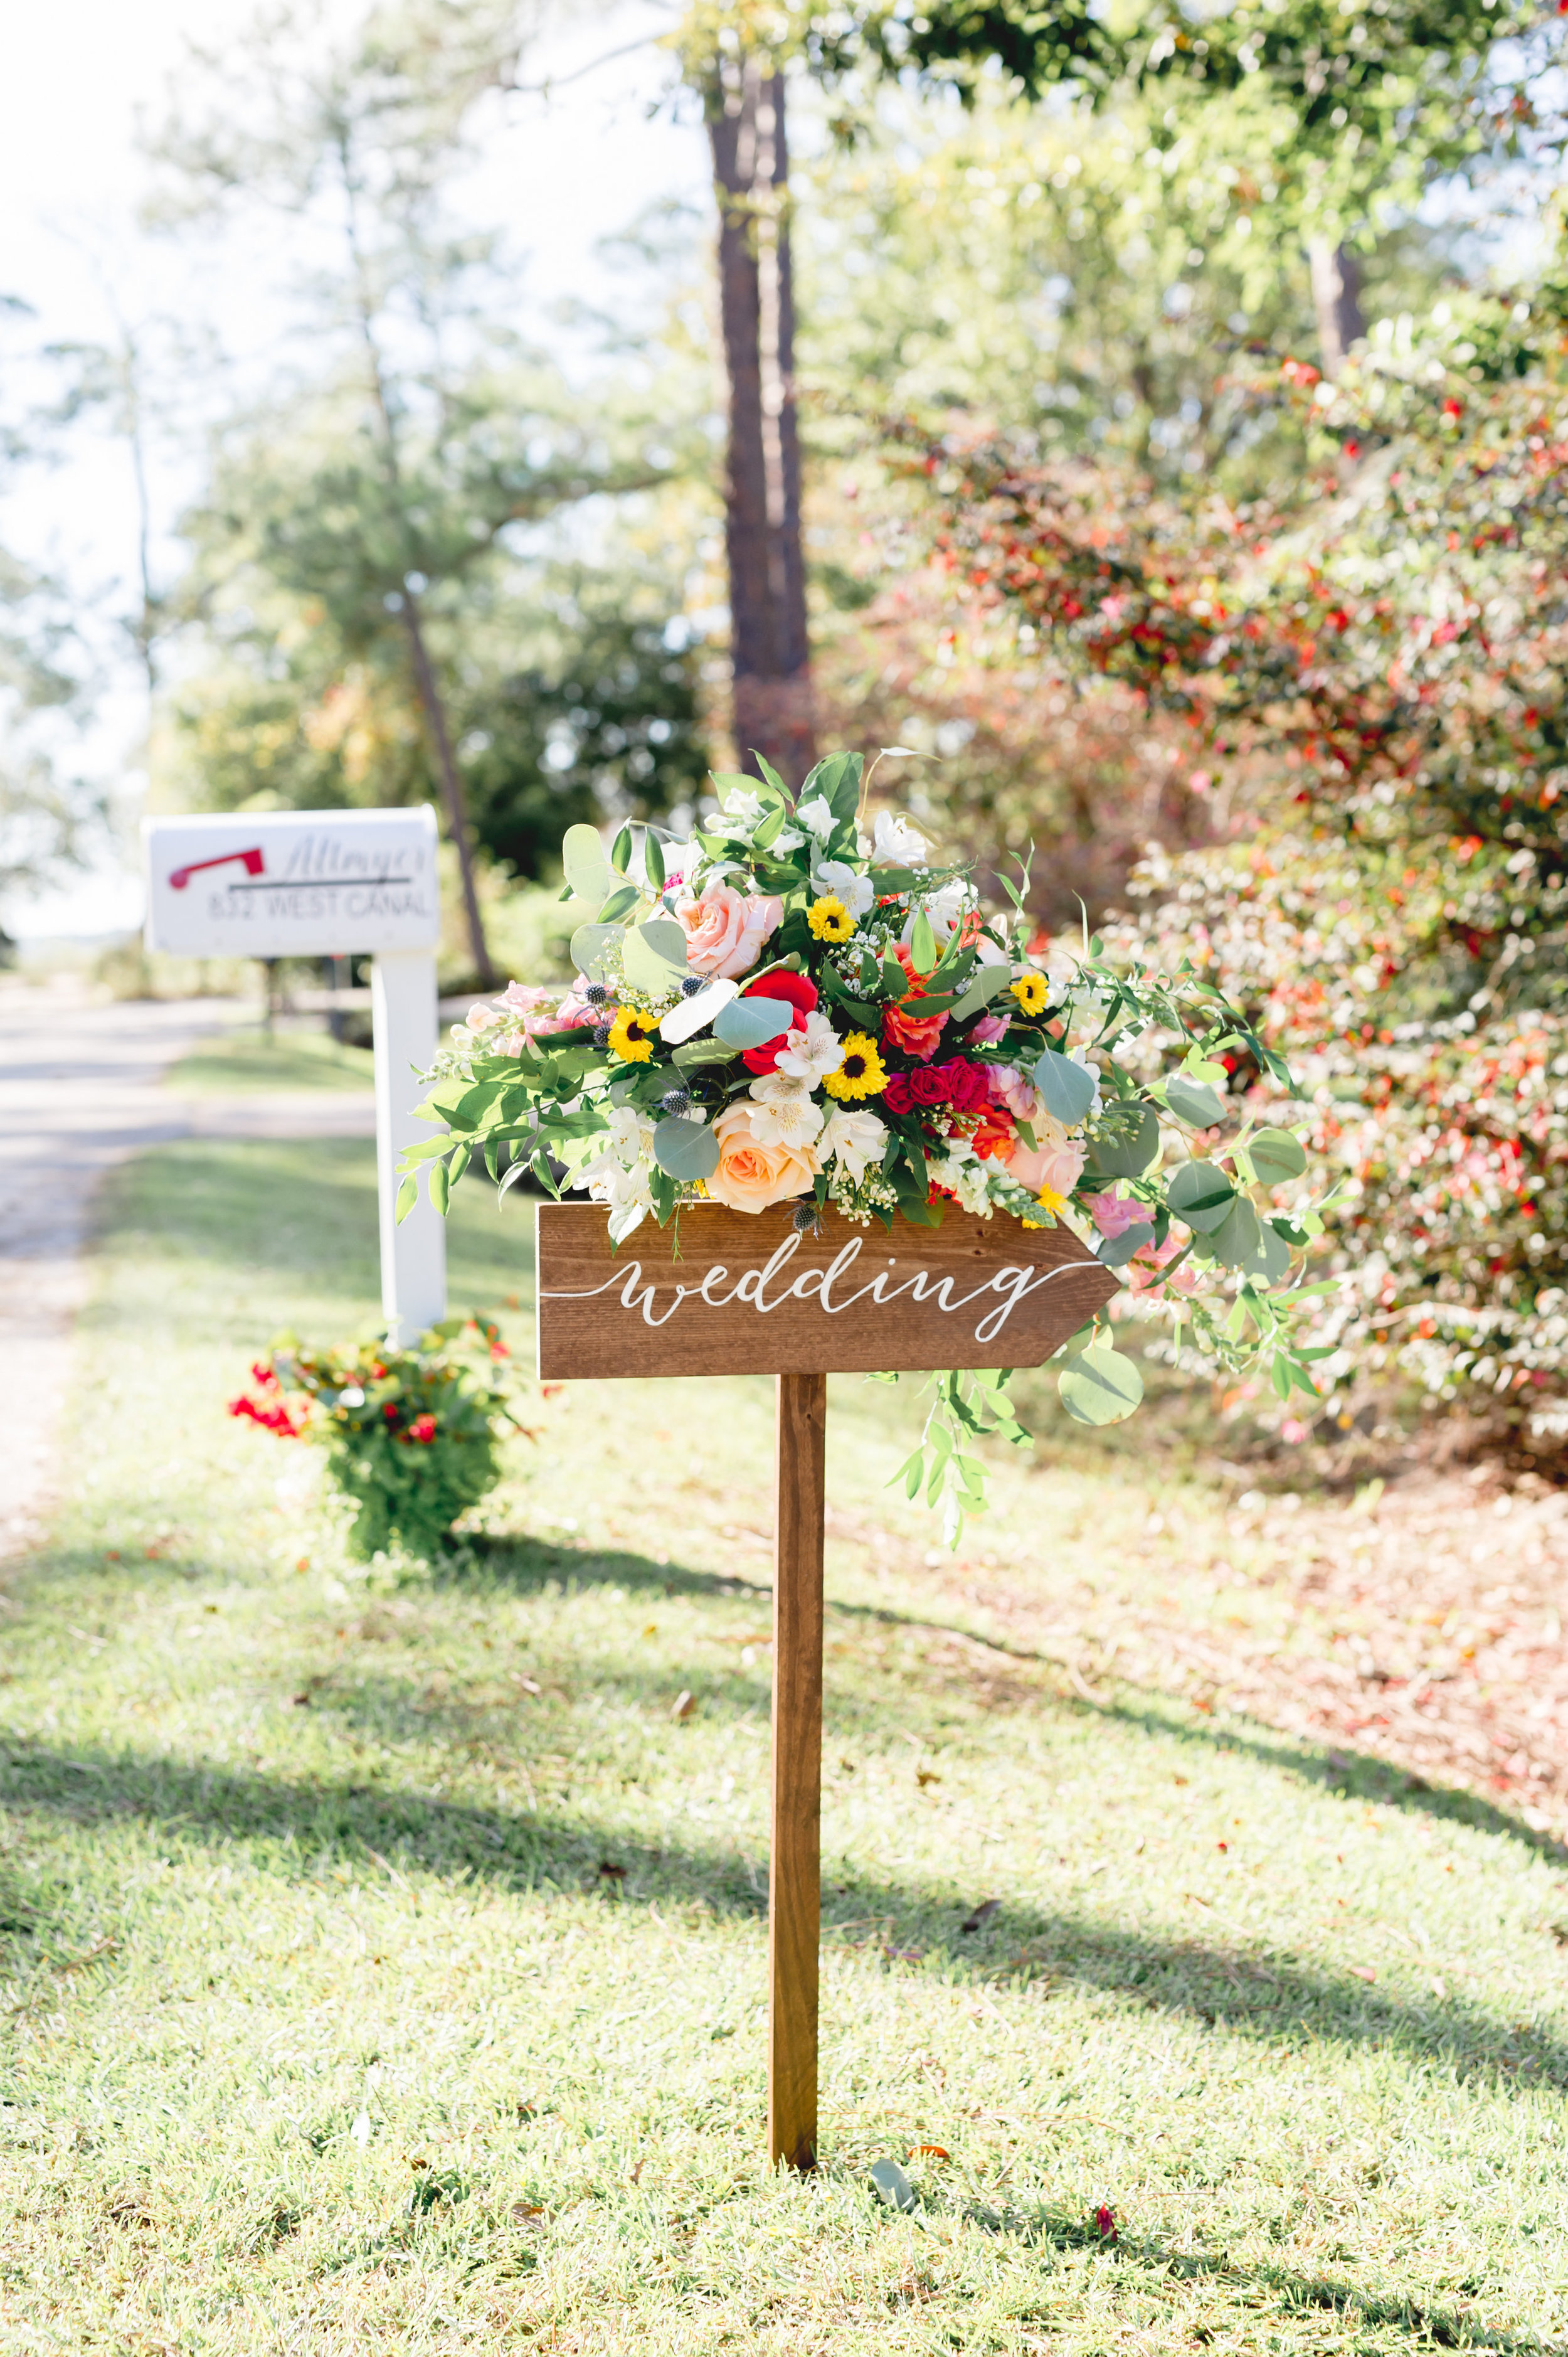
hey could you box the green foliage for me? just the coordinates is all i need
[229,1320,518,1559]
[916,298,1568,1430]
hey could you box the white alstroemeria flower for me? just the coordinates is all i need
[773,1010,846,1087]
[900,876,973,950]
[872,809,928,866]
[745,1090,825,1151]
[810,856,874,917]
[972,927,1010,966]
[795,793,836,841]
[819,1105,887,1184]
[749,1067,810,1107]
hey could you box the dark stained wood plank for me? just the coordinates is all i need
[769,1371,825,2172]
[535,1201,1118,1381]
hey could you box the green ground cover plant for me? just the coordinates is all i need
[3,1137,1567,2352]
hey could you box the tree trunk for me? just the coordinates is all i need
[709,60,815,787]
[1308,239,1365,380]
[400,585,494,987]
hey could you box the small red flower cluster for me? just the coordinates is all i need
[228,1392,302,1439]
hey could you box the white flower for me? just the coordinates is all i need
[769,824,807,852]
[719,786,766,830]
[819,1105,887,1184]
[900,876,973,950]
[742,1089,825,1151]
[795,793,836,841]
[773,1010,846,1087]
[872,809,928,866]
[810,856,874,917]
[571,1105,655,1199]
[749,1068,810,1106]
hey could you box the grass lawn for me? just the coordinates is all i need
[167,1024,376,1093]
[4,1137,1567,2353]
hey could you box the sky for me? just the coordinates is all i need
[0,0,706,940]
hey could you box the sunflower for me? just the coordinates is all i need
[1010,971,1049,1017]
[607,1006,659,1063]
[807,894,855,943]
[1021,1183,1069,1228]
[822,1032,887,1100]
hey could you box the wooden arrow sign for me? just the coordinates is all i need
[534,1200,1119,2169]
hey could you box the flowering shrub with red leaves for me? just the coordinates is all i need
[228,1317,519,1557]
[908,335,1568,1442]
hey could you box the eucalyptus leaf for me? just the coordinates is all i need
[644,831,665,891]
[1163,1073,1227,1128]
[595,883,640,925]
[1084,1102,1161,1179]
[623,920,690,992]
[1058,1346,1145,1427]
[950,962,1015,1022]
[672,1038,739,1070]
[1098,1221,1156,1267]
[1251,1221,1294,1284]
[1248,1127,1308,1185]
[652,1115,721,1183]
[1032,1046,1098,1126]
[569,923,622,977]
[1165,1159,1236,1233]
[1210,1196,1264,1270]
[714,996,795,1048]
[562,821,613,906]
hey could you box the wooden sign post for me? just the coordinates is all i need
[536,1200,1118,2169]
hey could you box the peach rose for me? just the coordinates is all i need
[706,1102,818,1214]
[675,881,783,979]
[1009,1110,1086,1200]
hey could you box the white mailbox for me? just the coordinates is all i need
[142,806,447,1345]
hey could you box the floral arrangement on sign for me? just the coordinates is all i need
[399,752,1336,1538]
[228,1317,520,1559]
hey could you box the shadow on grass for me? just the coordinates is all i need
[958,2199,1544,2354]
[443,1531,1567,1868]
[1,1732,1562,2097]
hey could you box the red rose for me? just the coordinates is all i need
[883,1073,914,1115]
[907,1065,950,1106]
[741,970,818,1073]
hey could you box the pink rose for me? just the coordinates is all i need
[1009,1112,1086,1200]
[1126,1232,1199,1294]
[969,1011,1010,1045]
[706,1103,818,1213]
[1085,1189,1148,1241]
[675,882,783,979]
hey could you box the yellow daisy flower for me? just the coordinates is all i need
[1020,1184,1069,1229]
[1010,971,1049,1016]
[607,1006,659,1063]
[807,894,855,944]
[822,1032,886,1100]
